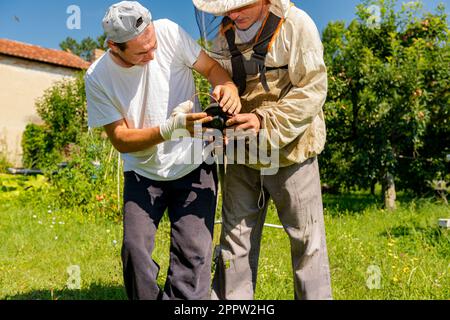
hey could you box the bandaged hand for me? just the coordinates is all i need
[159,100,213,141]
[159,101,194,141]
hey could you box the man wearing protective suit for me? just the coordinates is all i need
[193,0,332,300]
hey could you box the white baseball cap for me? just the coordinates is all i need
[102,1,153,43]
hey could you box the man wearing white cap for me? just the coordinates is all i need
[193,0,332,299]
[85,1,241,300]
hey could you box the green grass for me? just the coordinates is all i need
[0,175,449,300]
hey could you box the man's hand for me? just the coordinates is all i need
[193,50,242,115]
[223,113,261,144]
[226,113,261,133]
[212,82,242,115]
[160,101,212,140]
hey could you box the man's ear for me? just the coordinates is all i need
[107,40,117,52]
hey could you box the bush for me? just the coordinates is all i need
[0,154,12,173]
[21,124,56,169]
[0,135,12,173]
[44,129,123,220]
[19,70,123,219]
[22,72,87,169]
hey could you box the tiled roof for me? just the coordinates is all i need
[0,38,91,70]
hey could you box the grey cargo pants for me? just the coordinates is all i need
[212,157,332,300]
[121,162,218,300]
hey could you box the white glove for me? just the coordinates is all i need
[159,100,194,141]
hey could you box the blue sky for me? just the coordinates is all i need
[0,0,448,50]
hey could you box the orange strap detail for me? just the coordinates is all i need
[254,11,271,44]
[267,18,284,52]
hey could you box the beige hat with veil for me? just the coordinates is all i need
[193,0,291,56]
[192,0,260,16]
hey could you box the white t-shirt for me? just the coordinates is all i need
[85,19,206,181]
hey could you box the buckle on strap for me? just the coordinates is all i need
[252,53,266,65]
[230,47,242,58]
[243,60,259,75]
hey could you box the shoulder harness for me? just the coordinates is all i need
[221,12,288,95]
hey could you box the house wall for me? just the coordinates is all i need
[0,54,79,166]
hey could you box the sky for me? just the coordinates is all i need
[0,0,448,50]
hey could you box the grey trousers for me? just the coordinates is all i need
[212,157,332,300]
[121,163,218,300]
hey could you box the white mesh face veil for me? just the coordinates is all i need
[194,1,269,58]
[193,0,292,58]
[194,9,225,55]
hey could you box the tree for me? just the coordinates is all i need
[321,0,449,209]
[59,34,108,61]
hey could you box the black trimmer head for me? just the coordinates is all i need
[204,103,230,131]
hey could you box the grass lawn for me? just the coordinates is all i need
[0,174,449,300]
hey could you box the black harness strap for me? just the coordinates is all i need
[223,17,247,96]
[252,13,284,92]
[222,13,287,95]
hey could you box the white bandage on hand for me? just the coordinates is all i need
[159,100,194,141]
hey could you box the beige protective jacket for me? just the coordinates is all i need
[212,0,327,168]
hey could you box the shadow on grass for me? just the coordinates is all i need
[322,191,419,217]
[323,193,381,216]
[380,225,450,258]
[381,225,449,242]
[4,283,128,300]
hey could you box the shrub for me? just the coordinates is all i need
[0,155,11,174]
[21,124,57,169]
[45,129,123,220]
[22,72,87,169]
